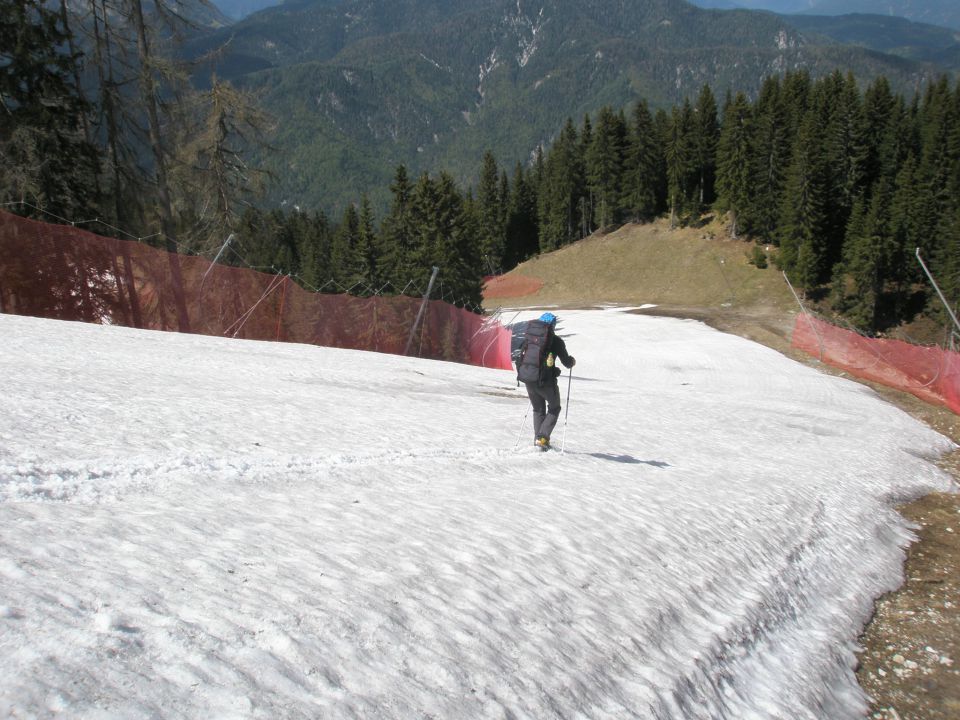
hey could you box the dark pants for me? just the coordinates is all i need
[525,380,561,441]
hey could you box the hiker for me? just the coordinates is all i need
[516,312,575,450]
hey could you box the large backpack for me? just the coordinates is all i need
[516,319,553,386]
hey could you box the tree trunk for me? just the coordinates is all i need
[129,0,191,333]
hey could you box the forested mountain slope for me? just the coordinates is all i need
[185,0,951,213]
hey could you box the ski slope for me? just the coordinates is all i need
[0,308,954,719]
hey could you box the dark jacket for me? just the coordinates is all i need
[546,333,574,378]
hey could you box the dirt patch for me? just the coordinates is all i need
[484,219,959,718]
[483,274,544,299]
[847,388,960,720]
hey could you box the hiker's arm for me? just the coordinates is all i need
[554,336,575,367]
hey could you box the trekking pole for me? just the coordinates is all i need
[561,367,573,454]
[514,407,529,449]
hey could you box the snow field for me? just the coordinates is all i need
[0,308,954,719]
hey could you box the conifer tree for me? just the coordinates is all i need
[293,209,331,290]
[887,153,921,309]
[504,162,538,268]
[862,76,899,194]
[435,172,482,306]
[409,172,442,289]
[778,111,829,289]
[170,76,274,254]
[498,169,510,242]
[931,204,960,335]
[749,76,790,242]
[409,172,482,306]
[0,0,100,218]
[586,106,626,229]
[624,99,660,222]
[267,208,299,276]
[532,145,545,195]
[379,165,416,290]
[330,203,360,287]
[579,113,594,237]
[538,119,583,252]
[665,102,695,228]
[843,179,895,330]
[354,195,377,292]
[826,72,866,218]
[919,79,960,289]
[715,92,752,238]
[476,151,505,275]
[693,84,719,208]
[782,70,812,138]
[919,80,960,327]
[233,206,266,269]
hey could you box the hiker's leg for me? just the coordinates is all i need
[537,382,562,440]
[525,383,546,439]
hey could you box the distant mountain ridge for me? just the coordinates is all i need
[799,1,960,32]
[687,0,960,30]
[785,13,960,67]
[187,0,953,215]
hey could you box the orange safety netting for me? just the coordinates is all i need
[0,211,513,370]
[792,313,960,414]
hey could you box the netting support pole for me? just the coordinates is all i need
[916,248,960,345]
[783,271,824,361]
[404,266,439,357]
[275,275,288,342]
[197,233,234,333]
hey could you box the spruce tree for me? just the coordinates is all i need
[268,209,299,277]
[498,169,510,249]
[624,99,660,222]
[931,203,960,336]
[409,172,442,290]
[586,106,626,230]
[915,77,956,268]
[504,162,538,268]
[777,111,829,290]
[749,76,790,242]
[330,203,360,288]
[379,165,416,291]
[843,179,895,330]
[782,70,812,138]
[861,77,899,194]
[665,102,695,228]
[294,210,331,291]
[355,195,377,293]
[476,151,505,275]
[408,172,482,306]
[538,119,583,252]
[715,92,752,238]
[435,172,482,307]
[814,71,864,275]
[693,84,719,209]
[0,0,100,218]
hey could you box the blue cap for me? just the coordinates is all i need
[539,312,557,324]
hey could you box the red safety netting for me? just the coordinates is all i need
[792,313,960,414]
[0,210,513,370]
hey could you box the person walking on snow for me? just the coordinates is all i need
[516,312,575,450]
